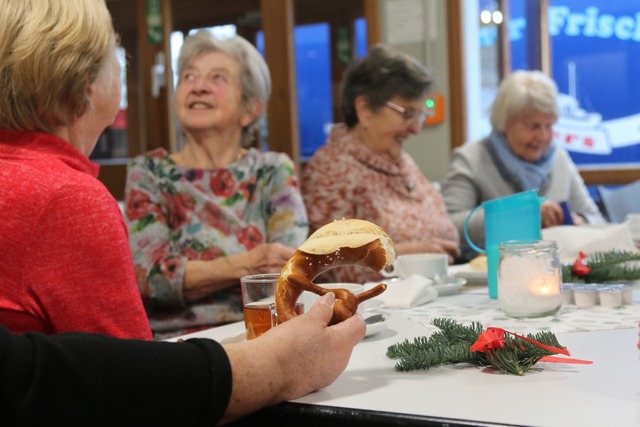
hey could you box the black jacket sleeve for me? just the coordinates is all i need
[0,326,232,427]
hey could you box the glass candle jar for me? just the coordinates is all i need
[498,240,562,318]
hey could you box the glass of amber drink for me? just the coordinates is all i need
[240,273,303,339]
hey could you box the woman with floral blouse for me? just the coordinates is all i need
[124,31,308,339]
[302,45,460,284]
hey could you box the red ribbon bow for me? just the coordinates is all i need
[572,251,592,277]
[470,327,593,365]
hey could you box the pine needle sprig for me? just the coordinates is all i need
[562,250,640,283]
[386,318,566,376]
[484,346,541,376]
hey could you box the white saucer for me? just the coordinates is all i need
[448,263,487,284]
[364,313,390,337]
[433,276,467,296]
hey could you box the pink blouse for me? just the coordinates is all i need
[302,124,459,284]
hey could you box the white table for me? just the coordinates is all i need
[175,290,640,427]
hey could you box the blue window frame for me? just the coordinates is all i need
[258,19,368,159]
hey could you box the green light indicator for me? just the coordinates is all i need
[425,99,435,108]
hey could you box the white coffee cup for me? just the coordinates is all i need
[381,253,448,284]
[303,282,364,309]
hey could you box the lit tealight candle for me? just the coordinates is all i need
[530,278,561,296]
[498,240,563,318]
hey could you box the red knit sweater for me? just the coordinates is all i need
[0,130,152,340]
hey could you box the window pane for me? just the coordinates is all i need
[294,23,333,159]
[508,0,529,70]
[259,24,333,158]
[510,1,640,168]
[478,0,503,136]
[549,0,640,167]
[355,17,368,58]
[91,46,128,161]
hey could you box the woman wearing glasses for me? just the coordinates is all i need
[441,70,605,261]
[302,44,460,284]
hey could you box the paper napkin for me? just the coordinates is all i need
[368,274,438,309]
[542,223,638,260]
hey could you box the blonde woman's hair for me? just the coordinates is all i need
[490,70,559,132]
[0,0,115,132]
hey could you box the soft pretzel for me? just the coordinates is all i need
[276,219,395,325]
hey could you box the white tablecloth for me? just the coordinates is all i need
[384,283,640,336]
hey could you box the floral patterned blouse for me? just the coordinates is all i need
[124,147,308,339]
[302,124,459,284]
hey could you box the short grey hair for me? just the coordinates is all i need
[340,44,434,128]
[177,31,271,147]
[490,70,559,132]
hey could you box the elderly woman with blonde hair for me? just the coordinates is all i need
[0,3,366,425]
[0,0,152,339]
[124,31,308,339]
[441,70,605,259]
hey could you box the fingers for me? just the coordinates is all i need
[572,212,586,225]
[268,243,296,267]
[541,202,563,228]
[307,292,336,323]
[307,293,365,341]
[314,293,366,343]
[440,240,462,260]
[270,242,296,258]
[330,311,366,344]
[248,243,296,273]
[426,239,461,261]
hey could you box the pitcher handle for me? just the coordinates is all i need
[463,205,485,254]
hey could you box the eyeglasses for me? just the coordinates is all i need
[385,101,432,123]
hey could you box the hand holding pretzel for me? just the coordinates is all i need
[276,219,395,325]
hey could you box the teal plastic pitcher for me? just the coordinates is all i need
[463,190,543,299]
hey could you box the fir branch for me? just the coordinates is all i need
[562,250,640,283]
[387,318,566,376]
